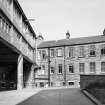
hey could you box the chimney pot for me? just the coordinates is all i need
[66,30,70,39]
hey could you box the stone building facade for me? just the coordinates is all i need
[35,32,105,87]
[0,0,36,91]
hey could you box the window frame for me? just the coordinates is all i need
[41,50,46,60]
[68,47,74,58]
[58,64,62,74]
[79,63,85,73]
[50,66,55,74]
[50,49,54,57]
[68,82,74,86]
[57,48,63,57]
[68,64,74,74]
[89,45,96,57]
[90,62,95,73]
[79,46,85,57]
[101,45,105,56]
[101,62,105,73]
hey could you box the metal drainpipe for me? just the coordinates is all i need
[48,48,50,87]
[64,46,66,86]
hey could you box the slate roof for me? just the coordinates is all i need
[38,35,105,49]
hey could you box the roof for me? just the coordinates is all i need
[38,35,105,48]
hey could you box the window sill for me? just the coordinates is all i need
[88,55,96,57]
[68,73,75,74]
[88,72,96,74]
[57,56,63,57]
[79,72,85,74]
[57,73,63,75]
[50,73,54,75]
[78,56,85,58]
[50,56,55,58]
[67,57,75,59]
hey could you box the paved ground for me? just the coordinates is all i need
[0,88,42,105]
[17,88,95,105]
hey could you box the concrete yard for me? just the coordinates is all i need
[17,88,95,105]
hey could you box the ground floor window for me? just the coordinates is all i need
[51,82,54,87]
[40,82,44,87]
[68,82,74,86]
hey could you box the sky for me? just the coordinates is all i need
[18,0,105,41]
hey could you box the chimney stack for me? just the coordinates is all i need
[66,30,70,39]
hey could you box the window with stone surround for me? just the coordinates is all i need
[90,62,95,73]
[68,47,74,58]
[68,82,74,86]
[50,49,54,57]
[58,64,62,74]
[89,45,96,57]
[42,50,46,59]
[79,63,85,73]
[79,46,85,57]
[101,62,105,73]
[50,67,54,74]
[68,64,74,73]
[57,48,63,57]
[101,45,105,55]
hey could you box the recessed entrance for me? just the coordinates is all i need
[0,40,18,91]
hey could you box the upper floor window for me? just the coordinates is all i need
[50,49,54,57]
[50,67,54,74]
[57,48,63,57]
[101,62,105,73]
[68,64,74,73]
[79,63,85,73]
[101,45,105,55]
[79,46,85,57]
[42,50,46,59]
[58,64,62,74]
[89,45,96,57]
[90,62,95,73]
[68,47,74,58]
